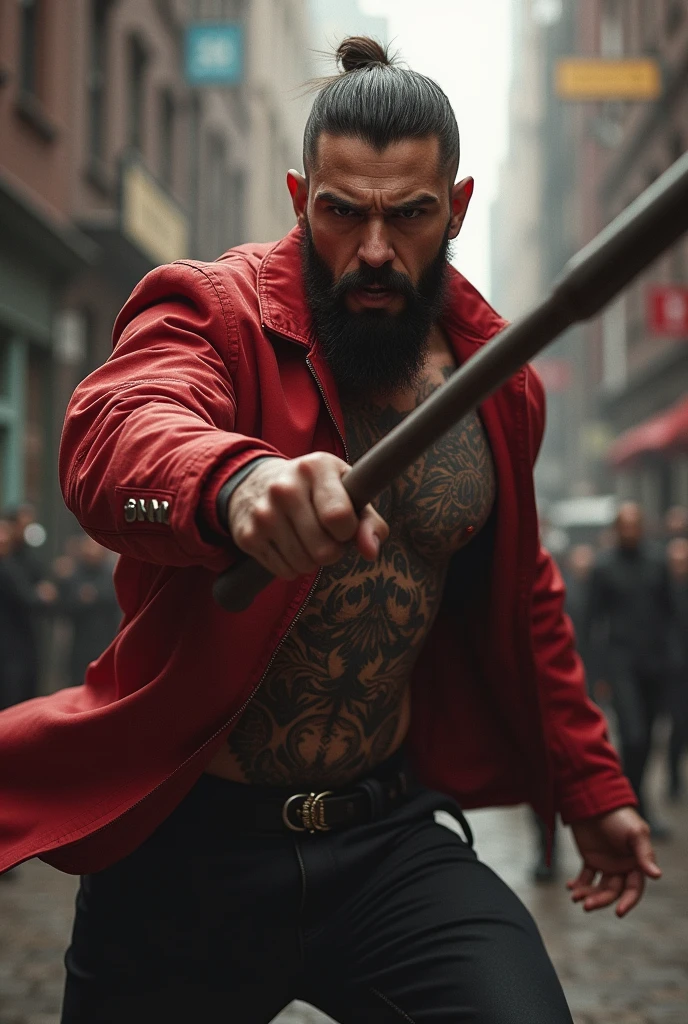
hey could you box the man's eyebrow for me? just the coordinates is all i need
[315,191,368,211]
[314,191,440,213]
[388,194,439,212]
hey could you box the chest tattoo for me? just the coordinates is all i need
[226,361,496,786]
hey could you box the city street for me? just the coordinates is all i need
[1,750,686,1024]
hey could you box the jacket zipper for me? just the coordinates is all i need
[305,354,350,463]
[59,348,349,847]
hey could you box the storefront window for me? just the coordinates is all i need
[24,347,48,507]
[0,429,7,511]
[0,334,9,396]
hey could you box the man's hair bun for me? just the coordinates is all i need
[336,36,392,74]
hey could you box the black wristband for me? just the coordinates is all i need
[216,457,280,533]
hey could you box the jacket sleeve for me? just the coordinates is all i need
[59,261,286,571]
[523,365,636,821]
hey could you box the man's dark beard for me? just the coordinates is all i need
[301,224,451,401]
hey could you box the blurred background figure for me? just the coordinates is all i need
[664,505,688,543]
[3,504,46,586]
[59,536,120,689]
[586,502,675,836]
[562,543,598,693]
[0,516,56,709]
[666,536,688,802]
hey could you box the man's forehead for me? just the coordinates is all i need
[310,133,446,195]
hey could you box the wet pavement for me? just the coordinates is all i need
[1,751,686,1024]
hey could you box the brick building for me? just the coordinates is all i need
[0,0,312,551]
[0,1,95,523]
[593,0,688,518]
[493,0,688,520]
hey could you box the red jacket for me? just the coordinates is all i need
[0,228,635,875]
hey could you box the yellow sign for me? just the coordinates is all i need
[555,58,662,101]
[121,161,189,266]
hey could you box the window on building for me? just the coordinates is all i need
[127,35,148,152]
[602,294,628,390]
[206,135,227,258]
[88,1,110,161]
[667,0,685,37]
[18,0,41,95]
[600,0,624,57]
[159,90,175,188]
[228,169,245,247]
[670,131,685,164]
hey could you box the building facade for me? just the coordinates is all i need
[593,0,688,518]
[0,0,95,525]
[493,0,688,521]
[1,0,312,551]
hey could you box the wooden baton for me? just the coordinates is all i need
[213,149,688,613]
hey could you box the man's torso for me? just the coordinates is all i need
[207,333,496,786]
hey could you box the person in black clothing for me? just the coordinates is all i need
[666,537,688,801]
[61,536,120,688]
[586,503,675,834]
[564,544,598,693]
[0,518,55,708]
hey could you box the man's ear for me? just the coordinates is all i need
[448,176,474,239]
[287,170,308,227]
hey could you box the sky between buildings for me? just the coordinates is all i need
[310,0,514,304]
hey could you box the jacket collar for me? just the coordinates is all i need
[257,225,509,358]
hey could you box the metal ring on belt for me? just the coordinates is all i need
[247,769,410,835]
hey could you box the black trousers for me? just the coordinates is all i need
[61,763,573,1024]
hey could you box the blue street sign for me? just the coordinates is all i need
[185,23,244,86]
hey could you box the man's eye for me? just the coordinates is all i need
[396,208,423,219]
[330,206,356,217]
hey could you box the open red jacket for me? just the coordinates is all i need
[0,228,635,875]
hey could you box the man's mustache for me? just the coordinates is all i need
[330,265,416,303]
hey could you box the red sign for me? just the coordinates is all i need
[534,358,573,392]
[647,286,688,336]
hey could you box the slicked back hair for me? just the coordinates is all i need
[303,37,460,181]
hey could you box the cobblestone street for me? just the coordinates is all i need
[1,753,686,1024]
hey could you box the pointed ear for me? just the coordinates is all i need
[287,170,308,227]
[448,176,474,239]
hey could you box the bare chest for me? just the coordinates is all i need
[211,364,495,787]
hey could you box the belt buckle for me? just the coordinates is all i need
[282,791,334,833]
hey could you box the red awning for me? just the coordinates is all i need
[609,396,688,467]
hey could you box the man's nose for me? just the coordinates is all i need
[357,219,395,268]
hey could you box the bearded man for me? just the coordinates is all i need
[0,37,659,1024]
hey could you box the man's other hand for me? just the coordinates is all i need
[568,806,661,917]
[227,453,389,580]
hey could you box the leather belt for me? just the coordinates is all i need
[245,768,411,835]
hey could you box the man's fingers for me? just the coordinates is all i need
[282,499,346,566]
[567,865,595,898]
[615,869,646,918]
[309,462,360,544]
[582,873,624,912]
[356,504,389,561]
[629,829,662,879]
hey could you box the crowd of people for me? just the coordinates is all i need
[532,501,688,881]
[0,504,121,710]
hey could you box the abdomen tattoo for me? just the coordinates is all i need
[223,364,496,787]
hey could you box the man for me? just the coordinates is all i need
[666,536,688,800]
[664,504,688,542]
[564,542,598,694]
[0,516,55,708]
[0,38,658,1024]
[586,502,675,833]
